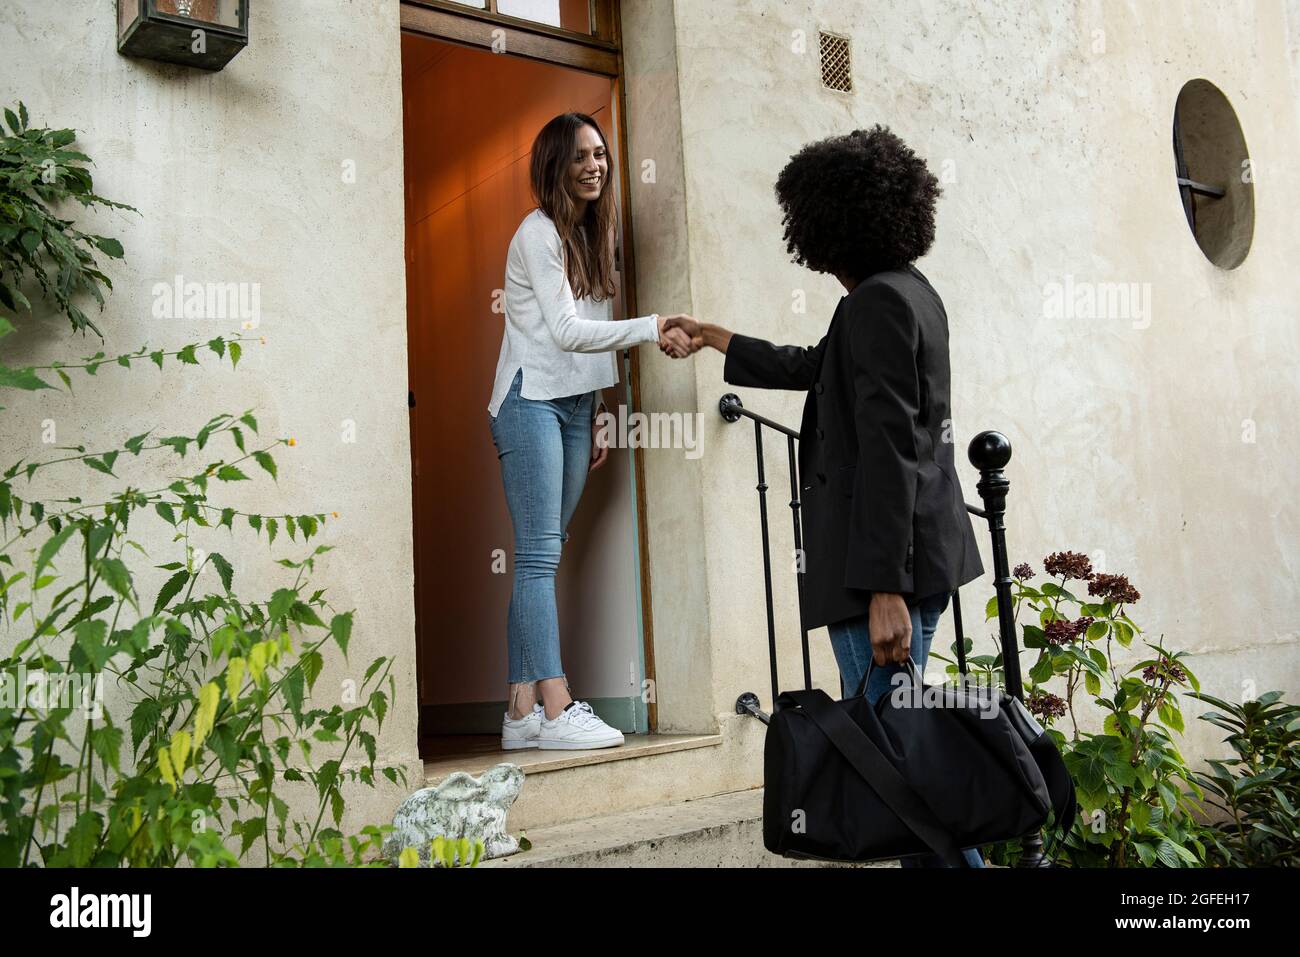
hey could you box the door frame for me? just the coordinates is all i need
[399,0,660,733]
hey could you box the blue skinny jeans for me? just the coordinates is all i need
[488,369,595,684]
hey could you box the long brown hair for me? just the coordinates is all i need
[529,112,617,301]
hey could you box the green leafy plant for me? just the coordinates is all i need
[937,552,1209,867]
[1188,690,1300,867]
[0,335,408,866]
[397,836,485,868]
[0,102,135,336]
[0,121,407,864]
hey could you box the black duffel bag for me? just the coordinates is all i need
[763,659,1077,866]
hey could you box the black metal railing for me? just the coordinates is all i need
[719,392,1051,866]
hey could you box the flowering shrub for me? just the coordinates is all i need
[941,551,1208,867]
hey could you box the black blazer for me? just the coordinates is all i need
[723,265,983,630]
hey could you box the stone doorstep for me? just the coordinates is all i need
[423,731,744,831]
[422,732,723,784]
[479,787,894,868]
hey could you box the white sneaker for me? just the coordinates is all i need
[537,700,625,750]
[501,703,544,751]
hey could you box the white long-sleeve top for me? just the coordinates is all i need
[487,208,659,416]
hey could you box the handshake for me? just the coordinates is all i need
[655,314,705,359]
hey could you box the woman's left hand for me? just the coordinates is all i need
[590,402,609,471]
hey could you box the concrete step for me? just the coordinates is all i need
[480,787,893,867]
[424,717,767,830]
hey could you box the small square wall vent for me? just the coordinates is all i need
[819,31,852,93]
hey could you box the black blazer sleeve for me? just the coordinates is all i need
[723,331,828,391]
[844,282,921,594]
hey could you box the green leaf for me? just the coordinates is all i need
[1028,655,1054,684]
[283,666,305,716]
[160,436,190,457]
[253,451,276,481]
[94,236,124,258]
[154,569,190,614]
[90,726,123,774]
[130,697,162,753]
[266,517,278,546]
[331,612,353,655]
[155,502,177,525]
[35,523,77,577]
[229,341,242,369]
[290,601,325,627]
[215,464,249,481]
[0,365,54,391]
[207,337,226,359]
[210,552,234,592]
[239,818,265,858]
[124,431,151,454]
[73,619,111,670]
[66,812,103,867]
[96,557,134,602]
[178,344,199,365]
[150,350,164,370]
[268,588,296,621]
[302,650,324,690]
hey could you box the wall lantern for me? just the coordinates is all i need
[117,1,249,72]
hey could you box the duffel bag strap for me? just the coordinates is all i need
[783,688,970,868]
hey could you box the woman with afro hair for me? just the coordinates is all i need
[664,126,986,867]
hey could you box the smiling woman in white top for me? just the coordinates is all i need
[489,111,691,752]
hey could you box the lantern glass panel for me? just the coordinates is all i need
[154,0,243,29]
[118,0,139,35]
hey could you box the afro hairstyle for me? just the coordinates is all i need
[773,124,942,279]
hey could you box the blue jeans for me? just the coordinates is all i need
[488,369,595,684]
[826,591,985,869]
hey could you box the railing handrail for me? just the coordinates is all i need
[719,393,800,438]
[720,393,1053,866]
[719,392,1023,705]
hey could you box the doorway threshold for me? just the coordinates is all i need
[422,732,722,784]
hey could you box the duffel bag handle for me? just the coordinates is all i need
[854,656,921,699]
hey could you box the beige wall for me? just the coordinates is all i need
[623,0,1300,766]
[0,0,419,835]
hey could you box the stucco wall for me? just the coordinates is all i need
[0,0,419,839]
[625,0,1299,767]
